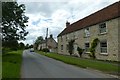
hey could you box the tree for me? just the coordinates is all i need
[25,44,29,49]
[68,40,75,55]
[2,2,29,48]
[19,42,25,49]
[3,39,19,50]
[89,38,99,59]
[29,45,33,48]
[34,36,44,49]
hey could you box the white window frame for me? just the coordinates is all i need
[99,22,107,34]
[84,27,90,37]
[100,40,108,55]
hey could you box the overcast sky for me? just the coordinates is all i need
[17,0,118,45]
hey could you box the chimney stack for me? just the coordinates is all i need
[66,21,70,27]
[50,34,53,38]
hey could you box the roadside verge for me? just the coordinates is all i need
[36,51,119,78]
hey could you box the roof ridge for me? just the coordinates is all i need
[58,1,119,37]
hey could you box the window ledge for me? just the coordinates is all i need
[98,32,107,36]
[100,53,108,55]
[85,52,90,54]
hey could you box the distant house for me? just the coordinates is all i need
[38,34,58,53]
[57,2,120,61]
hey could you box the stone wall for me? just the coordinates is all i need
[58,17,119,61]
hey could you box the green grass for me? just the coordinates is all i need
[0,55,2,79]
[37,51,119,75]
[2,50,23,78]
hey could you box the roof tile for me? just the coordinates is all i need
[58,1,120,37]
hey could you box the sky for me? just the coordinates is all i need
[17,0,119,45]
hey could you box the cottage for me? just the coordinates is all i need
[38,34,58,53]
[57,2,120,61]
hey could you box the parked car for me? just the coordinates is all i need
[30,48,34,52]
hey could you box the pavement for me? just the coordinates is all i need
[21,50,115,78]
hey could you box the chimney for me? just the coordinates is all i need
[66,21,70,27]
[50,34,53,38]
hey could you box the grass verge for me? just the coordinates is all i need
[2,50,23,78]
[36,51,119,75]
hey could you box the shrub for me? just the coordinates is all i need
[77,47,84,57]
[42,48,50,52]
[89,38,99,59]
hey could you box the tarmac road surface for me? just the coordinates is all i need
[21,50,114,78]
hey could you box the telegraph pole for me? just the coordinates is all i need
[45,28,48,49]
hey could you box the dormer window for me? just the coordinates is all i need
[84,27,90,37]
[99,23,107,34]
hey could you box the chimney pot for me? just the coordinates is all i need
[66,21,70,27]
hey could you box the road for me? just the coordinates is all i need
[21,50,114,78]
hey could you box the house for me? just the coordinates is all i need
[57,2,120,61]
[38,34,58,53]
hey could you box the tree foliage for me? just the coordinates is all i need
[2,2,29,48]
[34,36,44,49]
[77,47,84,57]
[25,44,29,49]
[19,42,25,49]
[89,38,99,59]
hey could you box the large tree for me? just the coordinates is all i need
[19,42,25,49]
[34,36,44,49]
[2,2,29,48]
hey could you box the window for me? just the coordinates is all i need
[100,41,107,53]
[99,23,107,34]
[84,28,90,37]
[85,43,89,52]
[61,45,63,50]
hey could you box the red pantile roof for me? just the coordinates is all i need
[58,1,120,37]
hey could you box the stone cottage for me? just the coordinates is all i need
[38,34,58,53]
[57,2,120,61]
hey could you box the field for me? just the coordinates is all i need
[2,50,23,78]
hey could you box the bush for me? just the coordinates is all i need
[89,38,99,59]
[2,47,11,55]
[42,48,50,52]
[77,47,84,57]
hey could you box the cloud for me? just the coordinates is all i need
[17,0,119,45]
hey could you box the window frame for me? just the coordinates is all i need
[100,40,108,55]
[84,42,90,53]
[84,27,90,37]
[99,22,107,34]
